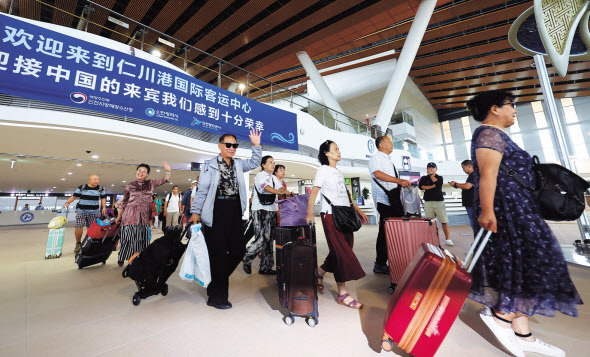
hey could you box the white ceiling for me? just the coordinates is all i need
[0,125,356,195]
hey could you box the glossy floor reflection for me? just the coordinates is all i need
[0,220,588,357]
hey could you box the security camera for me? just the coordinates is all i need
[86,150,91,153]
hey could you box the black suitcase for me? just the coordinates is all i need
[275,224,319,327]
[122,225,189,306]
[75,223,120,269]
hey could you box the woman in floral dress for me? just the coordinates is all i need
[115,162,171,266]
[467,90,582,357]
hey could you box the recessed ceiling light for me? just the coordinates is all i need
[53,187,56,189]
[76,163,82,167]
[91,155,99,159]
[156,169,161,172]
[366,114,369,117]
[111,184,114,186]
[61,178,65,180]
[67,172,72,175]
[122,180,126,183]
[291,175,295,177]
[152,49,161,57]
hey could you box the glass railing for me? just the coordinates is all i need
[390,111,414,127]
[8,0,384,139]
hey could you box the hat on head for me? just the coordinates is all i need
[427,162,437,168]
[191,180,198,184]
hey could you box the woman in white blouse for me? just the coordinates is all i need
[305,140,368,309]
[243,155,288,275]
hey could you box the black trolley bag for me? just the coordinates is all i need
[75,215,121,269]
[275,224,319,327]
[122,225,190,306]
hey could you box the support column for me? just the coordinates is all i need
[296,51,354,131]
[373,0,437,130]
[534,54,590,241]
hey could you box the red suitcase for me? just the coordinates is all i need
[384,218,440,293]
[381,229,492,357]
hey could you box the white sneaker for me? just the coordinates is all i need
[479,308,524,357]
[445,239,455,246]
[518,337,565,357]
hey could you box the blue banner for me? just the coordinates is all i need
[0,14,298,150]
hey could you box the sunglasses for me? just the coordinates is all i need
[221,143,239,149]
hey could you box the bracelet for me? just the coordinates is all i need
[166,171,171,175]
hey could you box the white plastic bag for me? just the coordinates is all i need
[179,224,211,288]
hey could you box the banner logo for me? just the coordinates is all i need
[70,92,87,104]
[145,108,155,116]
[270,132,295,144]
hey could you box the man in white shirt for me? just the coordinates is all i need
[164,185,182,227]
[369,136,411,274]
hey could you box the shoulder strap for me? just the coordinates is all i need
[499,162,531,190]
[373,177,389,192]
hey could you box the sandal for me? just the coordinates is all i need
[337,293,363,309]
[317,275,325,294]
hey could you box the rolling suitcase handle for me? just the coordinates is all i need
[463,228,493,273]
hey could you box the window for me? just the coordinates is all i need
[532,101,548,129]
[568,124,588,159]
[465,141,472,157]
[445,145,456,161]
[442,121,452,144]
[510,116,521,133]
[461,116,472,140]
[561,98,579,124]
[511,133,524,149]
[538,129,557,162]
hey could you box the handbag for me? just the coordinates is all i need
[255,179,276,205]
[500,155,589,221]
[322,189,362,233]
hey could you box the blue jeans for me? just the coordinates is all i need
[465,206,479,236]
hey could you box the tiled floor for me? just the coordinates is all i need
[0,220,588,357]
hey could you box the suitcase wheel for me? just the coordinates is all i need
[381,338,394,352]
[284,316,294,326]
[387,284,396,294]
[102,261,106,265]
[132,293,141,306]
[161,284,169,296]
[306,317,317,328]
[57,253,62,258]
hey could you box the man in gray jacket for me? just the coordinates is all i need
[190,129,262,309]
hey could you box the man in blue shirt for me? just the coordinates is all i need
[22,204,30,211]
[63,175,107,253]
[35,202,44,210]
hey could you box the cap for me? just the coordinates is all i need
[427,162,437,168]
[191,180,198,184]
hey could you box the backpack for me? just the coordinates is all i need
[122,226,186,284]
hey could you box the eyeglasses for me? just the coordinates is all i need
[503,100,516,108]
[221,143,239,149]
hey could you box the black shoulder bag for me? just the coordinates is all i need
[372,163,401,206]
[500,155,589,221]
[255,179,276,205]
[322,189,362,233]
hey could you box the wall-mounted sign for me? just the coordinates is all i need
[298,179,313,186]
[351,177,361,200]
[402,156,411,171]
